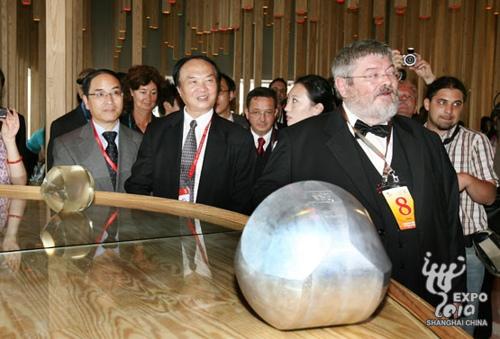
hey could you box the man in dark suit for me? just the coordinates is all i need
[254,40,465,308]
[244,87,278,181]
[52,69,142,192]
[47,68,95,170]
[125,55,255,214]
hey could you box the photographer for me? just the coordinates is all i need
[392,49,436,123]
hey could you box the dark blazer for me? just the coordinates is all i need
[47,103,90,169]
[253,109,465,306]
[253,128,278,182]
[52,122,143,192]
[125,111,256,214]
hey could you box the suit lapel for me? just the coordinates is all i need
[165,112,184,197]
[80,124,114,191]
[324,111,380,213]
[392,119,425,224]
[197,115,220,202]
[117,126,135,192]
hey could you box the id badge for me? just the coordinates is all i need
[178,187,191,202]
[381,186,416,230]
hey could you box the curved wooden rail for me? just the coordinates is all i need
[0,184,248,231]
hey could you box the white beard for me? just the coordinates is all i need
[346,97,398,125]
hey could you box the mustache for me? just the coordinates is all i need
[376,86,395,96]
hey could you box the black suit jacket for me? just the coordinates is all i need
[47,104,89,169]
[125,111,256,214]
[253,128,278,182]
[253,109,465,306]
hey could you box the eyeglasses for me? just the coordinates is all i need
[249,111,275,117]
[344,69,401,82]
[88,89,123,100]
[398,94,416,101]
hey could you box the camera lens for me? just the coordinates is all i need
[403,54,416,67]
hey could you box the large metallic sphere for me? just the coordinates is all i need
[235,181,392,330]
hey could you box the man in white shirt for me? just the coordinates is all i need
[125,56,255,214]
[244,87,278,180]
[53,69,142,192]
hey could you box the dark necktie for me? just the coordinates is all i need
[102,131,118,189]
[257,137,265,156]
[179,120,197,202]
[353,119,390,138]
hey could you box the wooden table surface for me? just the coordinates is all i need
[0,186,469,338]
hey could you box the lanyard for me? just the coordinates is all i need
[443,125,460,145]
[187,120,211,180]
[350,121,393,177]
[186,218,209,264]
[91,120,118,172]
[95,209,119,243]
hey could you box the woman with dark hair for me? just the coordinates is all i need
[121,65,163,133]
[284,74,334,126]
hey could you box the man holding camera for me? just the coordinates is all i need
[392,49,435,122]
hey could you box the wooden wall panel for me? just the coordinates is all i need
[1,0,499,143]
[132,0,143,64]
[254,0,263,87]
[46,0,70,143]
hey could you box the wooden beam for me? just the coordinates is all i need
[254,0,263,87]
[132,0,143,64]
[46,0,69,144]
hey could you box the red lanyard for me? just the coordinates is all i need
[95,209,119,243]
[91,120,118,172]
[187,120,211,179]
[186,218,209,264]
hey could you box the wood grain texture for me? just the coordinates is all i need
[0,184,470,337]
[132,0,143,64]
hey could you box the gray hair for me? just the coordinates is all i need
[331,40,393,97]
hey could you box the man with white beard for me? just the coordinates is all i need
[253,40,465,308]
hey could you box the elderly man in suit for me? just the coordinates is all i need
[125,55,255,214]
[253,40,465,308]
[52,69,142,192]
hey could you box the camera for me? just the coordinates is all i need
[0,107,9,119]
[402,48,417,67]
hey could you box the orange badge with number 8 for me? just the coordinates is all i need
[381,186,416,230]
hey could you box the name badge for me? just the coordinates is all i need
[178,187,191,202]
[381,186,416,230]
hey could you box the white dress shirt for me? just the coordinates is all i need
[181,109,213,203]
[343,103,393,176]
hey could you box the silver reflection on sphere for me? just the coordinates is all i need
[235,181,392,330]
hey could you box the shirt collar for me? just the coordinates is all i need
[92,120,120,135]
[183,108,213,127]
[251,128,273,147]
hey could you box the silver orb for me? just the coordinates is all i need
[235,181,392,330]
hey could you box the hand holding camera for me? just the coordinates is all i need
[392,48,436,85]
[402,48,417,67]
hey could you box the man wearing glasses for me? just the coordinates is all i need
[215,73,249,129]
[52,69,143,192]
[244,87,279,181]
[254,40,465,308]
